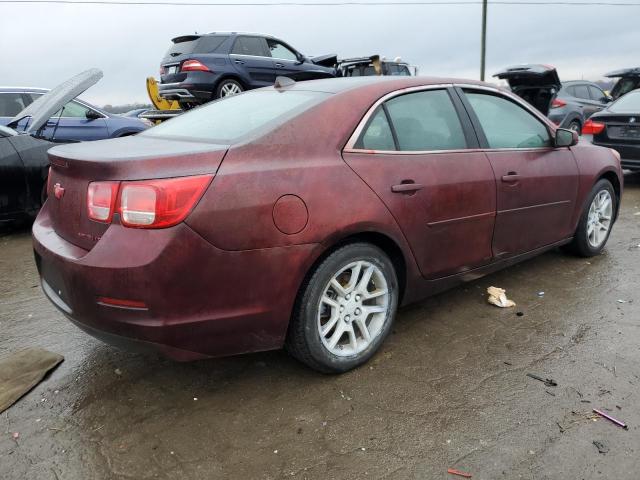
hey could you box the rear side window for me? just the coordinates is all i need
[385,90,467,151]
[573,85,590,99]
[0,93,28,117]
[465,91,551,149]
[231,37,267,57]
[195,36,228,53]
[142,90,329,143]
[355,108,395,150]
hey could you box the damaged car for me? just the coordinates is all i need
[337,55,416,77]
[35,76,621,373]
[0,69,103,223]
[494,64,610,134]
[158,32,337,108]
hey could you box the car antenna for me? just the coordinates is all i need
[274,76,295,89]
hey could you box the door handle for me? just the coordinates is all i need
[501,173,521,183]
[234,59,244,65]
[391,182,424,193]
[275,63,284,68]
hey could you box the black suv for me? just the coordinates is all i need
[159,32,337,108]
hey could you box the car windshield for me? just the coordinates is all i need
[609,91,640,113]
[142,90,330,143]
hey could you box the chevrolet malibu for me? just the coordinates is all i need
[33,77,622,373]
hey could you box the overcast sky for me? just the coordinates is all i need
[1,0,639,105]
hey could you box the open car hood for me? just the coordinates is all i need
[8,68,103,134]
[311,53,338,68]
[605,67,640,78]
[493,64,561,91]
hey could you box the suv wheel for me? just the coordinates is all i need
[216,79,244,98]
[286,243,398,373]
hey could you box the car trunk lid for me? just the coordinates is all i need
[47,135,228,251]
[494,64,561,115]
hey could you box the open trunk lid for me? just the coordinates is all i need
[494,64,561,90]
[494,64,561,116]
[311,53,338,68]
[46,135,227,251]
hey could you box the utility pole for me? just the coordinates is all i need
[480,0,488,81]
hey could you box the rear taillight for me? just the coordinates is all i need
[180,60,211,72]
[87,181,120,222]
[118,175,212,228]
[551,98,567,109]
[583,119,606,135]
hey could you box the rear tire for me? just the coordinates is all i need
[286,243,398,373]
[564,179,616,257]
[568,120,582,135]
[215,79,244,99]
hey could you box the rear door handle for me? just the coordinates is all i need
[501,173,521,183]
[391,183,424,193]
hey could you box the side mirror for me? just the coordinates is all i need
[85,109,102,120]
[555,128,578,147]
[295,53,305,65]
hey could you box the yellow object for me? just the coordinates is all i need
[146,77,180,111]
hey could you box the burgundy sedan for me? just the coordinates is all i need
[33,77,622,372]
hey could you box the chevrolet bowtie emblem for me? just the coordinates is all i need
[54,183,65,199]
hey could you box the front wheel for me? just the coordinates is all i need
[565,179,616,257]
[286,243,398,373]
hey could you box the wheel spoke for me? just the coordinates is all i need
[356,265,374,294]
[362,305,386,318]
[321,295,339,309]
[330,278,348,297]
[321,312,340,336]
[587,223,594,237]
[347,325,358,351]
[345,262,362,293]
[327,322,345,349]
[355,318,371,342]
[363,288,388,300]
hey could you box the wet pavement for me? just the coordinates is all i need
[2,176,639,480]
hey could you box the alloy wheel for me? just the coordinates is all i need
[317,260,390,357]
[587,190,613,248]
[220,82,242,97]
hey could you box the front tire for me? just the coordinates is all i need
[286,243,398,373]
[565,179,616,257]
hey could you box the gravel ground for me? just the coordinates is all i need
[1,174,639,480]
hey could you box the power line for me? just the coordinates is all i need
[1,0,640,5]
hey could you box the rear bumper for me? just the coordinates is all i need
[591,140,640,170]
[158,81,215,102]
[32,203,316,360]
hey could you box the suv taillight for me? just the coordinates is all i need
[87,181,120,222]
[551,98,566,109]
[87,175,212,228]
[180,60,211,72]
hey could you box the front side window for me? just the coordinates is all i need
[0,93,28,117]
[54,101,92,118]
[355,107,395,150]
[267,39,297,61]
[465,91,551,149]
[385,90,467,151]
[231,36,266,57]
[588,85,606,102]
[142,90,329,143]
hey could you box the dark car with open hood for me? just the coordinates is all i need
[585,89,640,171]
[0,69,103,224]
[34,76,622,373]
[158,32,337,109]
[606,67,640,100]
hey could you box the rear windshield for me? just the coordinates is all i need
[612,77,640,98]
[142,90,330,143]
[609,91,640,113]
[164,35,228,59]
